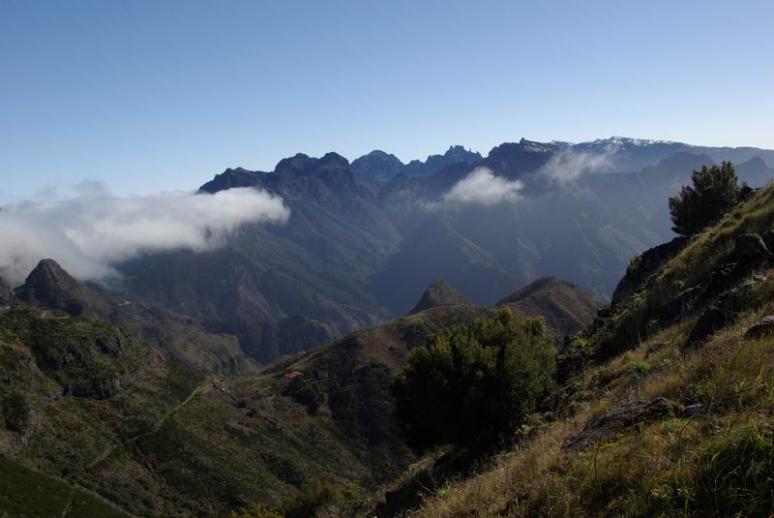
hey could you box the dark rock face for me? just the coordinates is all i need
[351,150,405,180]
[732,233,772,265]
[564,397,678,450]
[199,167,262,193]
[762,230,774,252]
[408,279,471,315]
[686,281,757,346]
[403,145,482,177]
[611,237,689,309]
[745,315,774,339]
[15,259,90,315]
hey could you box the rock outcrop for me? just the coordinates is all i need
[745,315,774,339]
[15,259,91,315]
[564,397,678,450]
[611,236,689,309]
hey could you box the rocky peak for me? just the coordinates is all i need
[199,167,262,194]
[351,150,405,180]
[408,279,471,315]
[15,259,90,315]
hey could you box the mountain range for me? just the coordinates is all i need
[110,137,773,363]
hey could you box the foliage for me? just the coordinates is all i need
[283,481,361,518]
[393,309,555,450]
[283,376,324,414]
[1,392,30,433]
[668,161,744,236]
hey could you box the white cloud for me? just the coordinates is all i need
[0,184,289,285]
[538,150,611,184]
[442,167,524,206]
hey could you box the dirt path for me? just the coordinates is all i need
[86,376,211,470]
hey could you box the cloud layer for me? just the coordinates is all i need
[538,150,611,184]
[0,185,289,285]
[443,167,524,206]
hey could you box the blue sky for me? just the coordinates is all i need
[1,0,772,197]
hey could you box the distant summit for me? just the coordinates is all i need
[408,279,471,315]
[352,145,482,180]
[499,276,599,339]
[351,150,404,180]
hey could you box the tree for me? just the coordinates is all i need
[668,162,743,236]
[393,309,555,450]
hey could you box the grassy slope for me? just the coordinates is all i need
[0,259,600,517]
[413,183,774,517]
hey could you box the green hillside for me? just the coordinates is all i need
[411,182,774,517]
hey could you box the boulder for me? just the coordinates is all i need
[744,315,774,339]
[731,233,772,265]
[564,397,678,450]
[762,229,774,253]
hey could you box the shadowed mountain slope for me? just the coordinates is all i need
[408,279,471,315]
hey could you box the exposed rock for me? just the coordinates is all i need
[351,150,405,180]
[744,315,774,339]
[611,237,689,309]
[564,397,678,450]
[408,279,472,315]
[686,281,756,346]
[683,403,704,417]
[15,259,90,315]
[762,229,774,253]
[662,285,705,322]
[731,233,772,265]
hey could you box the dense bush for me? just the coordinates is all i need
[1,392,30,433]
[284,377,324,414]
[668,162,744,236]
[393,309,555,450]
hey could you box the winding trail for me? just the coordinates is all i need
[87,376,211,470]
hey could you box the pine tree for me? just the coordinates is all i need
[668,161,741,236]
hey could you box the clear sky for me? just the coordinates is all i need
[1,0,772,198]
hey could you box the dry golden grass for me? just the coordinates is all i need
[412,282,774,518]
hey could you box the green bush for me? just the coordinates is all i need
[668,162,744,236]
[284,377,324,415]
[1,392,30,433]
[393,309,555,450]
[283,481,360,518]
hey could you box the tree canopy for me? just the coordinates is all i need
[669,162,744,236]
[393,309,555,450]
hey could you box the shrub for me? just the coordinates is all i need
[1,392,30,433]
[393,309,555,450]
[283,481,361,518]
[668,162,743,236]
[284,377,324,415]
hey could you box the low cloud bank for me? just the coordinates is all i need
[538,150,611,184]
[443,167,524,206]
[0,184,289,285]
